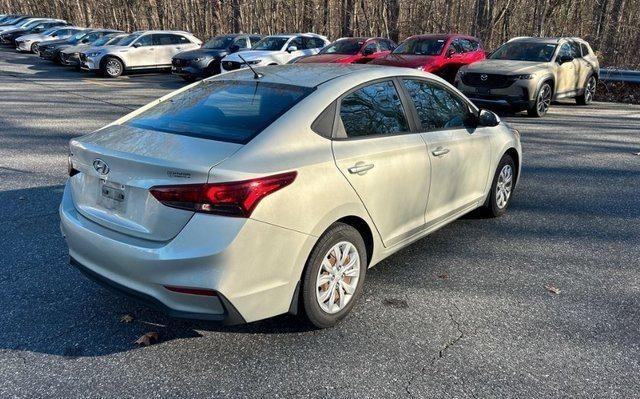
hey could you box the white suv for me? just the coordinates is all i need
[220,33,329,72]
[80,30,202,78]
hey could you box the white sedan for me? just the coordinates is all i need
[61,64,521,328]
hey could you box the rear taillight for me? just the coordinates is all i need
[68,154,79,177]
[149,171,297,218]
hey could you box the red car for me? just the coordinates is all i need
[370,34,485,82]
[295,37,396,64]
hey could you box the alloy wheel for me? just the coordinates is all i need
[585,77,596,103]
[32,43,38,54]
[495,164,513,209]
[537,85,552,115]
[315,241,360,314]
[105,59,122,77]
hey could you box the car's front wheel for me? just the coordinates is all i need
[576,75,596,105]
[101,57,123,78]
[31,42,39,54]
[484,154,516,217]
[301,223,367,328]
[527,82,552,117]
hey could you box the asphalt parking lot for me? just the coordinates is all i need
[1,47,639,398]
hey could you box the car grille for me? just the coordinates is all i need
[79,53,87,62]
[222,61,242,71]
[462,73,517,89]
[172,58,189,67]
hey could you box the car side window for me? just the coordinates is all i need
[557,43,579,60]
[136,35,154,47]
[570,41,582,58]
[154,34,176,45]
[378,40,391,51]
[288,37,303,50]
[311,37,326,48]
[580,43,590,57]
[402,79,470,131]
[234,37,248,48]
[363,42,378,54]
[450,39,464,54]
[460,39,474,52]
[338,80,409,137]
[249,36,262,46]
[176,35,191,44]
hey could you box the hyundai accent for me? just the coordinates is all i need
[61,64,521,328]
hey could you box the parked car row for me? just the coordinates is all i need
[2,12,600,117]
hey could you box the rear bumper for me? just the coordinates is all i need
[59,182,315,323]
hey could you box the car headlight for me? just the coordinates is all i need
[191,57,205,62]
[245,59,261,65]
[517,74,534,80]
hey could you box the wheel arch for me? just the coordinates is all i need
[100,53,126,70]
[504,147,520,186]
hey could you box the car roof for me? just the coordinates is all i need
[406,34,477,41]
[213,64,425,88]
[508,36,588,44]
[132,30,195,35]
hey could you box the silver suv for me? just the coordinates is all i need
[455,37,599,117]
[80,30,202,78]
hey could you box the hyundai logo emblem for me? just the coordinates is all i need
[480,74,488,81]
[93,159,110,175]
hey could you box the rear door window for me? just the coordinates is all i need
[135,34,154,46]
[126,81,314,144]
[338,80,409,137]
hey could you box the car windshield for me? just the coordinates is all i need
[204,35,234,49]
[118,33,141,46]
[41,27,59,35]
[252,36,289,51]
[393,37,446,55]
[127,81,314,144]
[67,31,87,42]
[106,35,126,45]
[490,42,557,62]
[319,39,363,55]
[92,35,115,46]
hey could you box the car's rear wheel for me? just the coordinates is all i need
[301,223,367,328]
[31,42,39,54]
[527,82,552,117]
[102,57,123,78]
[576,75,596,105]
[484,154,516,217]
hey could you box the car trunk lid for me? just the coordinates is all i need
[68,124,242,241]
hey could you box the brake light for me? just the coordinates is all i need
[149,171,297,218]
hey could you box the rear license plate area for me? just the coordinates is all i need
[476,87,491,95]
[98,180,126,211]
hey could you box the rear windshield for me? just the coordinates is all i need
[127,81,314,144]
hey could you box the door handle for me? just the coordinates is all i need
[348,162,374,175]
[432,147,450,157]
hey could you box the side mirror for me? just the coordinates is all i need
[557,55,573,64]
[132,42,142,48]
[478,109,500,127]
[229,44,239,53]
[287,45,297,52]
[446,48,455,58]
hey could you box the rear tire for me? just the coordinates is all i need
[527,82,552,117]
[101,57,123,78]
[300,223,367,329]
[31,42,39,54]
[484,154,516,217]
[576,75,596,105]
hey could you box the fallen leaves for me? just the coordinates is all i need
[135,332,159,346]
[545,285,561,295]
[120,314,134,323]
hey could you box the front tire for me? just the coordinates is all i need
[31,42,39,54]
[101,57,123,78]
[527,82,552,117]
[301,223,367,328]
[576,75,596,105]
[484,154,516,217]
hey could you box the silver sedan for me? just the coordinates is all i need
[60,64,521,328]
